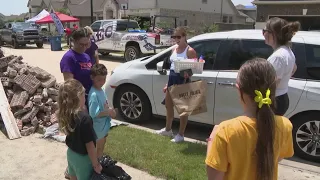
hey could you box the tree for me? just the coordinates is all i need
[56,8,70,15]
[0,18,5,28]
[202,23,219,33]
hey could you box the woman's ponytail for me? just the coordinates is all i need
[256,101,275,180]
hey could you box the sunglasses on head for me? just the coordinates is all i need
[171,35,182,39]
[262,28,271,35]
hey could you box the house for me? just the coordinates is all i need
[27,0,251,31]
[236,4,256,24]
[253,0,320,31]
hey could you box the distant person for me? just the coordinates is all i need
[88,64,116,158]
[57,79,102,180]
[156,27,197,143]
[73,24,79,31]
[206,59,294,180]
[64,26,72,48]
[84,26,100,65]
[263,17,300,115]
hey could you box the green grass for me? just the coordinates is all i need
[105,126,207,180]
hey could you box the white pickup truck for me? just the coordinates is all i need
[90,19,175,62]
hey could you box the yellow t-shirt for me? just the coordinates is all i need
[205,116,294,180]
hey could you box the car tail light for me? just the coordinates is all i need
[155,34,160,45]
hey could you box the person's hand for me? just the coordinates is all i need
[108,108,116,118]
[93,163,103,174]
[104,103,109,110]
[163,84,168,93]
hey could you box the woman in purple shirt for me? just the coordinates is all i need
[60,28,93,105]
[84,26,100,65]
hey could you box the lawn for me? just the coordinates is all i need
[105,126,207,180]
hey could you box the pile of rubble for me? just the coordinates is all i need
[0,55,60,136]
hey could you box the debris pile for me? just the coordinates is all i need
[0,55,60,136]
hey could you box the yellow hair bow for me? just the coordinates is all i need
[254,89,272,108]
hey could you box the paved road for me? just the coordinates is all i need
[1,44,319,179]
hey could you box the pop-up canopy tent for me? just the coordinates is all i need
[26,9,50,22]
[35,12,79,24]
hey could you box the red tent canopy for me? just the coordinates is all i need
[35,12,79,24]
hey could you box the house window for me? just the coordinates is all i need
[202,0,207,4]
[229,16,233,23]
[184,20,188,26]
[222,16,228,23]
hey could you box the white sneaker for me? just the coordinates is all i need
[156,128,173,137]
[171,134,184,143]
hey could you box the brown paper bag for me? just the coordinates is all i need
[168,80,207,116]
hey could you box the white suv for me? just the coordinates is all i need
[105,30,320,162]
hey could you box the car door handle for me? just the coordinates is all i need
[218,81,236,87]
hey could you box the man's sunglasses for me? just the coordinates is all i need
[171,35,181,39]
[262,29,271,35]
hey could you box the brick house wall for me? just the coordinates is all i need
[256,4,320,22]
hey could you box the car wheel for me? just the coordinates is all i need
[36,42,43,48]
[292,111,320,162]
[124,46,141,62]
[100,52,110,56]
[115,85,151,122]
[12,39,18,49]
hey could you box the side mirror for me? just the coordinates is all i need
[157,61,167,75]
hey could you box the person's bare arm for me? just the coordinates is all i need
[206,166,225,180]
[62,72,74,81]
[187,47,197,59]
[207,125,219,155]
[86,141,102,173]
[94,50,100,64]
[291,63,297,76]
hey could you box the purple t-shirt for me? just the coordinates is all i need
[85,40,98,65]
[60,49,93,94]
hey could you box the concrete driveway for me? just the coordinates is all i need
[0,44,319,180]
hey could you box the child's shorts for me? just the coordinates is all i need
[67,148,93,180]
[93,118,111,140]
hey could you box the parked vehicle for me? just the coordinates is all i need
[0,22,43,49]
[90,18,175,62]
[105,30,320,162]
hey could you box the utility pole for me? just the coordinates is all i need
[90,0,94,23]
[220,0,223,22]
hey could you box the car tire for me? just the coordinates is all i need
[292,111,320,163]
[100,52,110,56]
[115,85,151,122]
[124,46,141,62]
[12,39,18,49]
[36,42,43,48]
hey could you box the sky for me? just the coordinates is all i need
[0,0,253,16]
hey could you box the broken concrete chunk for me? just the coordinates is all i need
[14,74,41,94]
[43,105,51,112]
[47,88,58,96]
[50,95,58,102]
[33,94,43,103]
[41,76,56,88]
[21,106,39,123]
[52,102,58,112]
[54,82,61,89]
[13,108,29,118]
[42,88,48,98]
[10,91,29,109]
[19,67,28,75]
[20,129,32,136]
[0,55,14,68]
[50,113,58,124]
[8,56,23,66]
[8,69,17,78]
[29,67,50,80]
[45,98,53,106]
[24,101,33,111]
[16,119,23,130]
[31,116,39,126]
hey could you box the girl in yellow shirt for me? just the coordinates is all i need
[206,58,294,180]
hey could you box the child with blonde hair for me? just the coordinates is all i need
[58,79,102,180]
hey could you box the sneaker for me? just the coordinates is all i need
[156,128,173,137]
[171,134,184,143]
